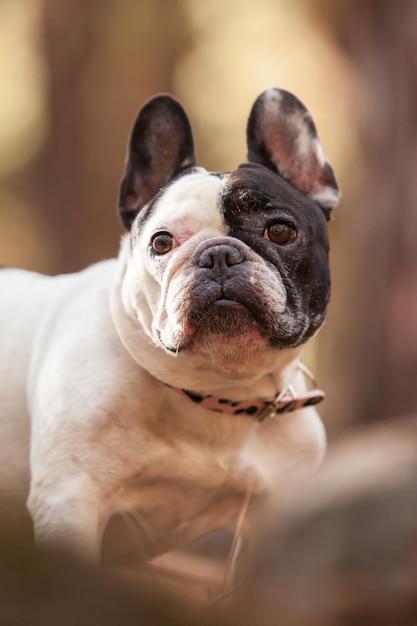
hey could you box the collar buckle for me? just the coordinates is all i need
[257,403,279,422]
[257,383,298,423]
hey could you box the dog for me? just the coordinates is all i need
[0,88,339,563]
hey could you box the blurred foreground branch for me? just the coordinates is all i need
[1,416,416,625]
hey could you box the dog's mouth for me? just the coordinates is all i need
[184,294,271,346]
[158,296,267,354]
[156,253,310,354]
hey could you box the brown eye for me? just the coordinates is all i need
[265,223,297,245]
[150,231,174,255]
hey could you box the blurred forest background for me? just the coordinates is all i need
[0,0,416,439]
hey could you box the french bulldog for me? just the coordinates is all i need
[0,88,339,563]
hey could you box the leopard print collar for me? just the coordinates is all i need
[166,363,325,422]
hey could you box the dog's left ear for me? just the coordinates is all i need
[119,94,195,229]
[247,88,340,219]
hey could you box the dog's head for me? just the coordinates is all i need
[115,89,339,377]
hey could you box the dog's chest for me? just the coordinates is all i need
[125,453,249,549]
[106,406,264,555]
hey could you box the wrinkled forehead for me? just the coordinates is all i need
[157,168,223,219]
[221,163,323,214]
[135,168,224,236]
[137,162,322,237]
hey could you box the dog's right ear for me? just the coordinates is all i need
[247,88,340,220]
[119,95,195,230]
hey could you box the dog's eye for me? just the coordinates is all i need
[265,223,298,245]
[150,231,175,255]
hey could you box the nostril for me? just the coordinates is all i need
[198,244,244,270]
[225,246,244,266]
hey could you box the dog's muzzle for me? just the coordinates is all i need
[191,238,251,303]
[183,237,278,336]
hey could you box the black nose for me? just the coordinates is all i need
[198,244,244,272]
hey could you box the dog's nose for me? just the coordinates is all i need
[198,244,244,272]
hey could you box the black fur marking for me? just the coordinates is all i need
[219,163,330,348]
[279,89,307,115]
[119,95,196,230]
[246,88,339,218]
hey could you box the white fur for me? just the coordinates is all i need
[0,171,326,562]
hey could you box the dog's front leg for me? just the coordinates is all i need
[27,460,108,563]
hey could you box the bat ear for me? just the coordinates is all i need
[118,95,196,230]
[247,88,340,219]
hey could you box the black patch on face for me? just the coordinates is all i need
[219,162,330,347]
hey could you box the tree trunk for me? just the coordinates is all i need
[319,0,417,426]
[31,0,192,273]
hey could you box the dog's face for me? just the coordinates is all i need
[116,89,339,375]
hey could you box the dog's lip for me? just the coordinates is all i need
[213,299,245,307]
